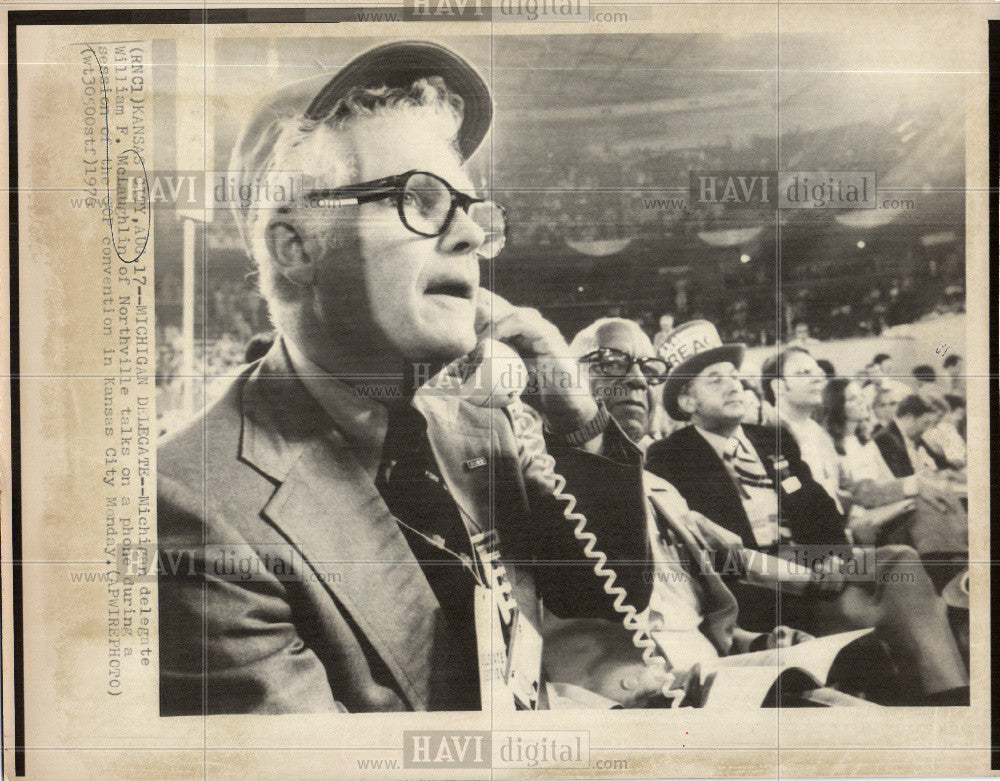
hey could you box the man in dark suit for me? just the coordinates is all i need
[543,319,968,706]
[645,320,848,633]
[873,393,951,477]
[645,321,847,552]
[157,40,652,714]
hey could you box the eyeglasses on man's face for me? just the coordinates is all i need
[580,348,668,385]
[304,170,507,260]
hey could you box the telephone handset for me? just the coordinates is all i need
[445,336,527,408]
[441,291,669,679]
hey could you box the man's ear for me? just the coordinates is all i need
[767,377,781,404]
[265,217,315,287]
[678,390,697,417]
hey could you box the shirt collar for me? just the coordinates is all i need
[283,336,389,455]
[694,424,752,462]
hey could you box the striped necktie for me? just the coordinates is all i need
[724,436,774,490]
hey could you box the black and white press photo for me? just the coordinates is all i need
[2,4,994,779]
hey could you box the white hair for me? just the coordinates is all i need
[569,317,655,359]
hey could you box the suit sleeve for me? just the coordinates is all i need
[874,429,913,478]
[158,475,346,715]
[847,478,907,509]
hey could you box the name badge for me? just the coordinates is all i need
[505,609,542,710]
[474,585,515,712]
[781,476,802,494]
[743,492,780,548]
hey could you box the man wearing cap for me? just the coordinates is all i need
[555,320,813,669]
[543,318,969,706]
[157,40,651,714]
[646,320,847,556]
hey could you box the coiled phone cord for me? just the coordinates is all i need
[507,398,667,671]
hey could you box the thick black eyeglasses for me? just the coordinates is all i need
[305,169,507,260]
[580,348,669,385]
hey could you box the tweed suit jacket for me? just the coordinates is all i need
[157,338,651,714]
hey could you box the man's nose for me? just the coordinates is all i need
[724,376,743,394]
[437,206,486,257]
[621,362,648,390]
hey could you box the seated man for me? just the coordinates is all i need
[541,318,968,707]
[922,393,966,469]
[874,393,952,477]
[943,353,965,396]
[646,321,848,552]
[759,346,843,511]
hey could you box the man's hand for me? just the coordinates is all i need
[605,660,682,708]
[916,474,958,514]
[737,626,813,653]
[836,545,937,630]
[476,289,598,432]
[765,625,814,649]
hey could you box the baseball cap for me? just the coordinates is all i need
[229,39,492,251]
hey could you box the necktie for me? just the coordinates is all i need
[375,402,482,709]
[722,437,782,549]
[724,436,773,491]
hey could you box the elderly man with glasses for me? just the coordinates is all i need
[569,318,669,449]
[544,318,968,707]
[157,41,654,715]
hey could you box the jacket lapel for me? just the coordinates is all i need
[681,426,753,545]
[240,339,440,710]
[261,439,441,711]
[890,421,914,474]
[415,394,500,536]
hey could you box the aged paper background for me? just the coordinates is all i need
[1,2,995,778]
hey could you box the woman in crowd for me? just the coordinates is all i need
[821,378,962,546]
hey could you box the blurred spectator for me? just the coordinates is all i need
[911,364,938,389]
[822,378,963,546]
[787,319,820,349]
[873,394,951,477]
[872,352,894,378]
[943,354,964,396]
[652,312,675,352]
[740,381,763,426]
[871,383,907,435]
[922,394,966,470]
